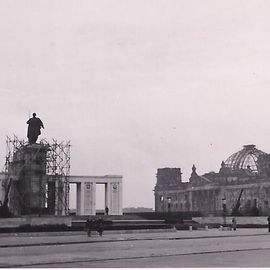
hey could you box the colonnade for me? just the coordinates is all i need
[70,175,123,215]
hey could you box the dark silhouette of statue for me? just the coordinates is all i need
[27,113,44,144]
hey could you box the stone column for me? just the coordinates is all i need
[108,181,123,215]
[83,182,96,215]
[76,183,84,215]
[118,181,123,215]
[188,191,193,211]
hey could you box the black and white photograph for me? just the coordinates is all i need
[1,0,270,268]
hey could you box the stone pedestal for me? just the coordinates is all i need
[9,144,48,215]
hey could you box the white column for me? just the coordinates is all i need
[118,181,123,215]
[84,182,96,215]
[76,182,85,215]
[110,181,123,215]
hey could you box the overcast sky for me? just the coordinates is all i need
[1,1,270,209]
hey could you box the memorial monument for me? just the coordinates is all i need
[7,113,48,215]
[0,113,123,216]
[27,113,44,144]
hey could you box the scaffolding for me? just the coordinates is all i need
[5,135,27,172]
[41,139,71,215]
[4,136,71,216]
[3,135,27,191]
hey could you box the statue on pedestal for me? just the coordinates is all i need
[27,113,44,144]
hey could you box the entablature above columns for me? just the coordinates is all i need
[69,175,122,184]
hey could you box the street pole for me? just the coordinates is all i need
[167,197,171,213]
[222,197,227,226]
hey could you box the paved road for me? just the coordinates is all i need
[46,249,270,268]
[1,229,270,268]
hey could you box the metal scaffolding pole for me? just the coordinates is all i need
[42,139,71,215]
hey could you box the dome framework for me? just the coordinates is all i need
[224,144,266,172]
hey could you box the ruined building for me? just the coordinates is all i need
[154,145,270,216]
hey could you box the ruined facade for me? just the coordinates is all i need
[154,145,270,216]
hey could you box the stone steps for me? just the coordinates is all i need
[72,219,173,231]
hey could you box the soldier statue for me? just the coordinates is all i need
[27,113,44,144]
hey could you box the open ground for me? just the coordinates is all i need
[1,228,270,268]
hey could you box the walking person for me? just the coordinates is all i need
[105,206,109,215]
[96,217,104,236]
[267,216,270,233]
[85,217,93,237]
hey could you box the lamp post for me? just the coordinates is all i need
[222,197,227,226]
[167,197,172,213]
[160,195,165,212]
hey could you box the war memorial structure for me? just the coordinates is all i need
[0,114,123,217]
[155,144,270,216]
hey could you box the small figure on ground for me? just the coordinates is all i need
[105,206,109,215]
[27,113,44,144]
[267,216,270,233]
[85,217,93,237]
[232,217,237,231]
[96,217,104,236]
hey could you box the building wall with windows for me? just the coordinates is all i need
[154,145,270,216]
